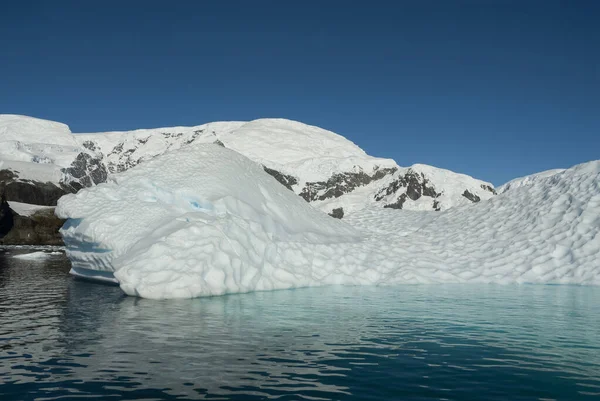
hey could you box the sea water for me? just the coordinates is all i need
[1,248,599,400]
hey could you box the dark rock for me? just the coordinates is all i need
[422,180,439,198]
[462,190,481,203]
[61,152,108,192]
[329,207,344,219]
[433,200,441,211]
[0,193,14,237]
[161,132,183,139]
[81,140,98,152]
[480,184,497,195]
[263,166,298,191]
[0,207,64,246]
[375,169,438,203]
[300,167,397,202]
[384,193,408,209]
[371,167,397,180]
[184,129,206,145]
[214,139,225,147]
[0,169,18,183]
[0,169,67,206]
[405,172,424,201]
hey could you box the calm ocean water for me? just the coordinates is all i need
[1,248,599,401]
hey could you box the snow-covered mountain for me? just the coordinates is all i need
[0,115,107,204]
[0,114,495,215]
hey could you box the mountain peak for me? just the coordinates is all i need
[1,114,497,215]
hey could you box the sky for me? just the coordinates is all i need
[0,1,598,185]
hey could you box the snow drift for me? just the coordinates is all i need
[56,145,600,299]
[497,168,566,193]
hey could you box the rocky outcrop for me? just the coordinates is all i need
[263,166,298,191]
[0,193,14,237]
[300,167,397,202]
[375,170,438,203]
[375,169,440,209]
[480,184,497,195]
[0,204,64,246]
[462,190,481,203]
[0,169,67,206]
[383,193,408,210]
[329,207,344,219]
[60,150,108,192]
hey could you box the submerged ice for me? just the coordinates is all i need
[56,145,600,299]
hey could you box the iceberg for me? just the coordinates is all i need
[56,145,600,299]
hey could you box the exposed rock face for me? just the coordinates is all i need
[480,184,497,195]
[376,170,438,202]
[384,193,408,210]
[462,190,481,203]
[0,208,64,246]
[0,193,14,237]
[0,193,64,245]
[0,169,66,206]
[60,151,108,192]
[300,167,397,202]
[329,207,344,219]
[375,169,440,209]
[263,166,298,191]
[0,169,17,183]
[98,128,224,174]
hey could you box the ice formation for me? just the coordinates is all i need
[56,144,600,299]
[56,144,362,297]
[497,168,566,193]
[13,251,62,260]
[8,201,54,217]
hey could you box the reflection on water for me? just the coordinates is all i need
[1,248,600,400]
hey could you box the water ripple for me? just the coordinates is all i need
[1,249,600,400]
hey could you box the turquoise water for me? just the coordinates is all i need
[1,249,600,400]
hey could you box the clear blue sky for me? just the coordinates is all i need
[1,1,598,185]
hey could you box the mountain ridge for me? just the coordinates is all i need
[1,114,495,216]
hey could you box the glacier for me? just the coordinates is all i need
[56,144,600,299]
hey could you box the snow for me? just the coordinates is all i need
[56,144,600,299]
[218,118,398,182]
[56,144,361,298]
[498,168,566,193]
[1,114,495,213]
[8,201,54,217]
[407,164,495,210]
[0,115,82,169]
[13,251,62,260]
[76,121,245,173]
[311,163,495,215]
[0,160,64,183]
[0,114,75,147]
